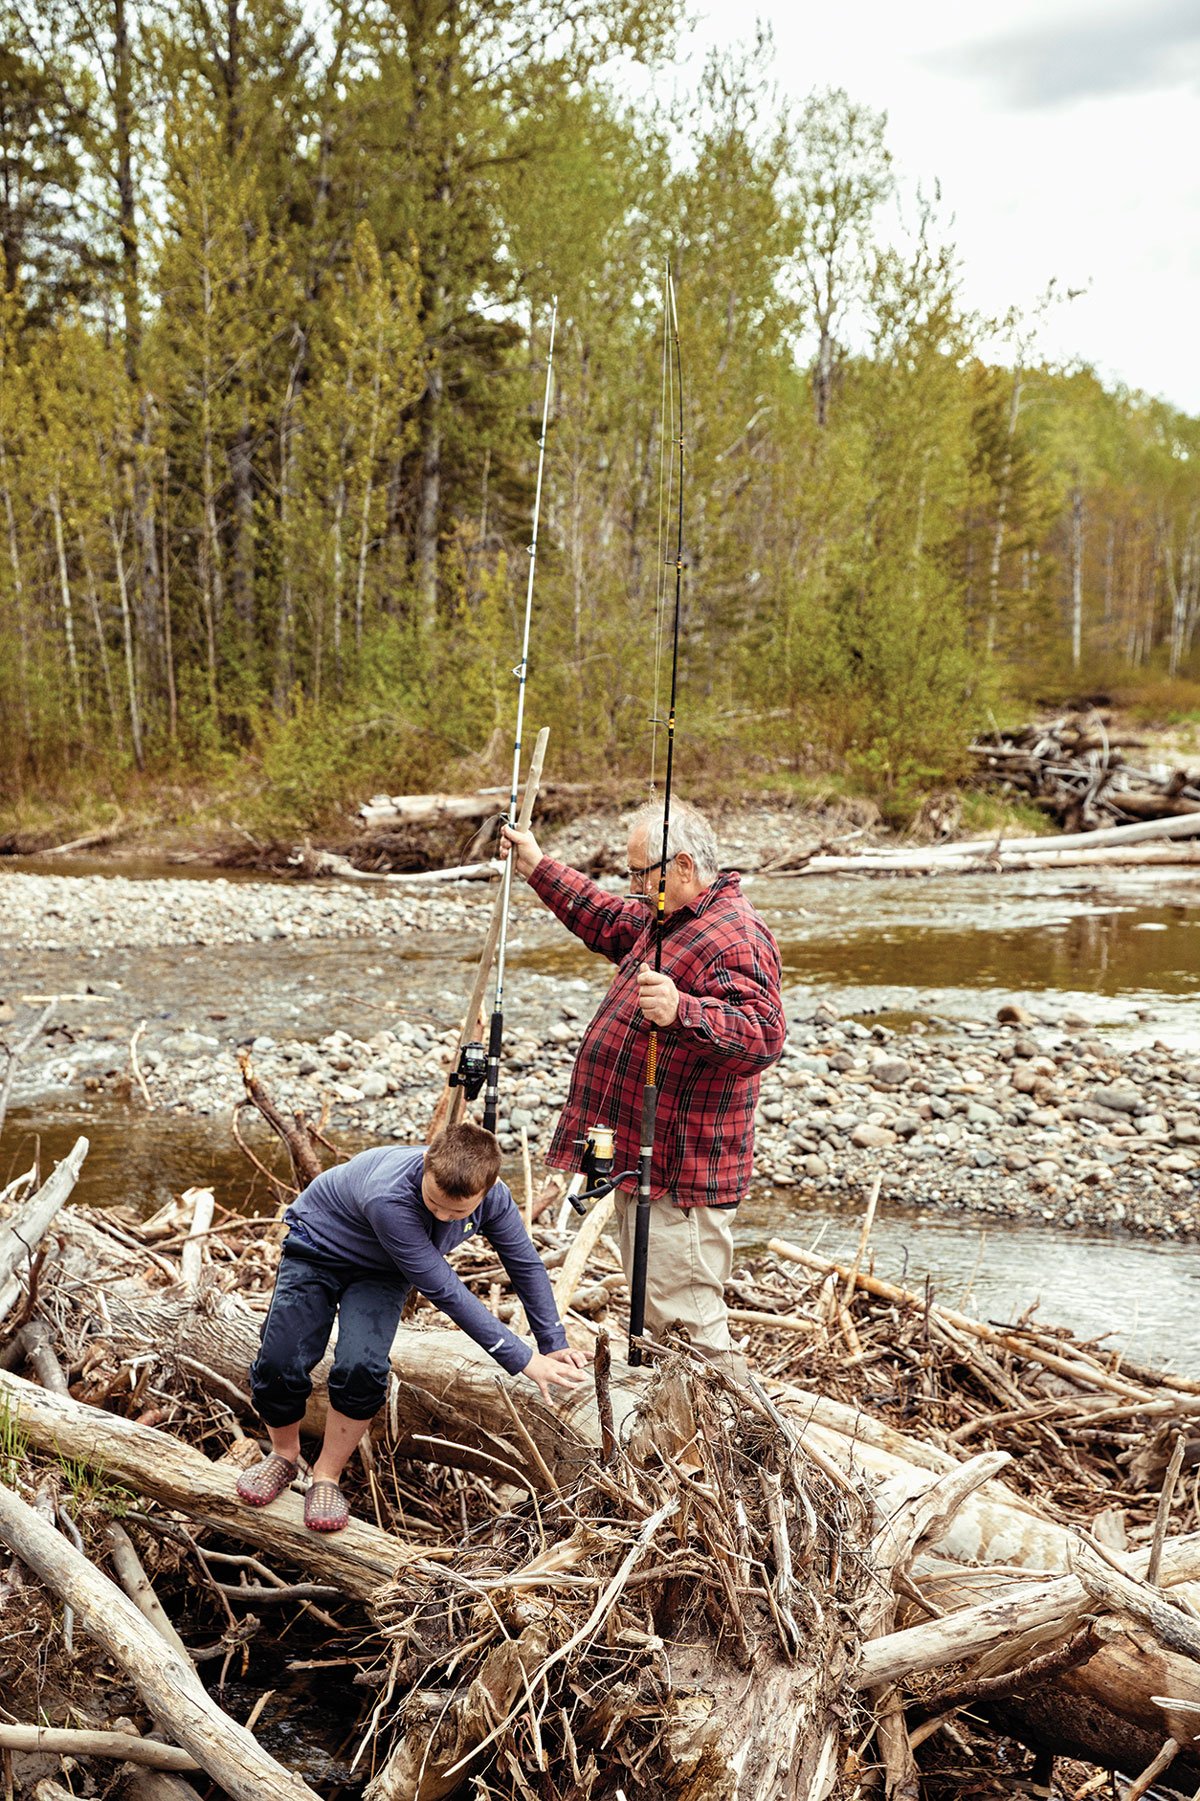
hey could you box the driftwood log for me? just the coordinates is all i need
[0,1136,88,1318]
[356,768,590,832]
[771,811,1200,878]
[29,1220,1200,1784]
[0,1369,420,1599]
[0,1481,318,1801]
[0,1726,198,1771]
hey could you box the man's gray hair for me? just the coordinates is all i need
[627,798,720,884]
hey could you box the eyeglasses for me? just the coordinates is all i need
[624,855,675,887]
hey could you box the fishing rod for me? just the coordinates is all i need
[481,296,558,1137]
[443,725,548,1129]
[628,265,685,1366]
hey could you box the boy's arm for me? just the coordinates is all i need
[528,858,647,966]
[482,1191,569,1354]
[361,1200,532,1374]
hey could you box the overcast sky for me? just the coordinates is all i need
[678,0,1200,413]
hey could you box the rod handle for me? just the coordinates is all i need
[482,1008,503,1135]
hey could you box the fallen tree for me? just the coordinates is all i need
[771,810,1200,878]
[0,1369,420,1600]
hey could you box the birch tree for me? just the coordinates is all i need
[786,88,892,429]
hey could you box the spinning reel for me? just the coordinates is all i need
[566,1123,637,1216]
[449,1041,487,1102]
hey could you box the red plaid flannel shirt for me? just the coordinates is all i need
[527,859,785,1207]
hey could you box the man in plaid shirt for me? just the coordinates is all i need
[500,799,785,1353]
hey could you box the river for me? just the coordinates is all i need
[4,857,1199,1372]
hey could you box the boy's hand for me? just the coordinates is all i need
[499,824,542,880]
[523,1347,590,1404]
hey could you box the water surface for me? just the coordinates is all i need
[6,857,1200,1371]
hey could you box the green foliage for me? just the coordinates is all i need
[250,621,441,832]
[0,1396,27,1479]
[53,1454,134,1523]
[958,790,1052,837]
[1110,678,1200,728]
[1,1,1199,827]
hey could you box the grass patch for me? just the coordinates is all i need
[0,1396,28,1479]
[1109,678,1200,729]
[959,791,1052,837]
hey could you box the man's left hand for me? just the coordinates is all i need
[637,964,680,1027]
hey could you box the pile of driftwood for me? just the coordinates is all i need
[760,709,1200,876]
[4,1124,1200,1800]
[970,713,1200,834]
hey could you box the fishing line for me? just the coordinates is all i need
[651,259,673,793]
[482,297,558,1136]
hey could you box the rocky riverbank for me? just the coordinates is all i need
[3,864,1199,1241]
[4,866,472,951]
[118,1004,1200,1242]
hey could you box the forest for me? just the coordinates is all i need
[2,0,1200,830]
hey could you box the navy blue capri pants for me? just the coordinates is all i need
[250,1243,410,1427]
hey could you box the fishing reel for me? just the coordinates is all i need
[583,1123,616,1193]
[566,1123,637,1216]
[449,1041,487,1102]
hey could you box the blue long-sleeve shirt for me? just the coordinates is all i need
[283,1145,567,1375]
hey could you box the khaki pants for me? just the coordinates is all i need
[612,1190,734,1352]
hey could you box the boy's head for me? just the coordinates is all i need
[422,1122,502,1222]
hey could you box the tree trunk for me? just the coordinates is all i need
[1184,514,1200,657]
[814,321,833,428]
[0,439,33,746]
[111,510,145,768]
[273,346,303,709]
[330,472,346,686]
[229,407,256,646]
[415,347,443,634]
[48,488,84,726]
[199,334,222,712]
[131,405,163,705]
[354,359,383,652]
[986,366,1022,657]
[80,542,124,747]
[161,449,177,741]
[1166,515,1200,674]
[411,0,454,635]
[112,0,163,704]
[1070,484,1084,669]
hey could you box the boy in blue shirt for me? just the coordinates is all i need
[237,1122,588,1531]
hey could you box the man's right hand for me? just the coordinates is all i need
[500,824,542,880]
